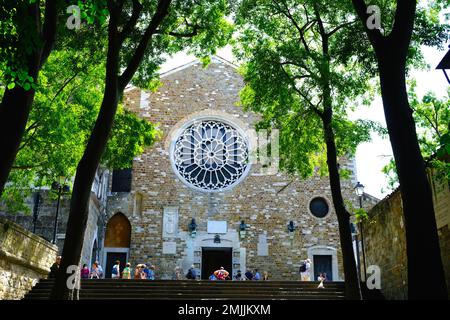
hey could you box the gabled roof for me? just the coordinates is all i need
[159,55,238,78]
[124,55,238,93]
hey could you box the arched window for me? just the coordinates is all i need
[104,213,131,248]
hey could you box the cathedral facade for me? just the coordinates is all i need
[103,56,364,280]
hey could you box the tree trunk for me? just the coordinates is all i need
[50,0,172,299]
[321,109,362,300]
[0,86,37,195]
[0,1,57,196]
[377,45,448,299]
[50,26,121,299]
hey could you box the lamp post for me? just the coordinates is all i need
[32,192,42,234]
[51,177,70,244]
[350,222,361,284]
[437,46,450,84]
[354,181,367,281]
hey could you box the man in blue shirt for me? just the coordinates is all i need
[253,269,261,280]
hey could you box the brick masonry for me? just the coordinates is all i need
[105,57,370,280]
[363,168,450,299]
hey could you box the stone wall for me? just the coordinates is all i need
[0,169,109,269]
[0,218,57,300]
[363,170,450,299]
[0,190,71,247]
[105,57,371,281]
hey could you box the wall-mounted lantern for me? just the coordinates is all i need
[188,218,197,238]
[214,234,221,243]
[239,220,248,239]
[287,221,296,233]
[288,221,296,240]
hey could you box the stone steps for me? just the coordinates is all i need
[24,279,346,300]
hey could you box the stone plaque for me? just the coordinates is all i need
[163,207,179,238]
[207,221,227,234]
[257,233,269,256]
[162,241,177,255]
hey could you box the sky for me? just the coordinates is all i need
[158,43,449,200]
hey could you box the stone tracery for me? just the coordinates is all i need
[173,120,249,191]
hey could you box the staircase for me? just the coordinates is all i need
[24,279,345,300]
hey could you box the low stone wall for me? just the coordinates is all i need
[363,171,450,299]
[0,218,58,300]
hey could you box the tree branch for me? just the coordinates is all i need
[118,0,172,91]
[51,71,81,103]
[351,0,384,49]
[279,63,321,116]
[390,0,417,52]
[155,25,200,38]
[12,164,43,170]
[40,0,58,67]
[118,0,143,44]
[273,0,314,55]
[313,2,327,41]
[25,121,40,133]
[328,20,357,38]
[411,105,442,140]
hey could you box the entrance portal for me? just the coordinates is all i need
[105,252,127,278]
[313,255,333,281]
[103,212,131,278]
[201,247,232,280]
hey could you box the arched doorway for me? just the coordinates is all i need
[103,212,131,278]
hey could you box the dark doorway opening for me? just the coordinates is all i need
[105,252,127,278]
[201,247,232,280]
[313,255,333,281]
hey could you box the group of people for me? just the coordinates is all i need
[112,261,156,280]
[48,256,105,279]
[49,255,326,287]
[81,262,104,279]
[299,258,328,289]
[207,268,269,281]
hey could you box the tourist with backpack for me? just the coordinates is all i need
[111,260,121,279]
[299,258,311,281]
[186,265,197,280]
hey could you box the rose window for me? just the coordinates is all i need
[172,120,249,191]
